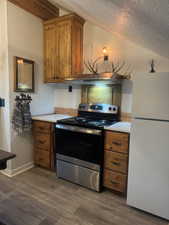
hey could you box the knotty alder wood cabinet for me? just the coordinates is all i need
[44,13,85,83]
[103,131,130,194]
[33,121,55,170]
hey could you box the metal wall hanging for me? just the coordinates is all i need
[150,59,156,73]
[84,47,132,80]
[12,93,32,135]
[15,93,32,103]
[84,57,132,80]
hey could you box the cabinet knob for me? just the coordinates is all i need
[111,161,120,166]
[38,140,46,144]
[112,141,121,146]
[111,180,119,185]
[38,126,45,130]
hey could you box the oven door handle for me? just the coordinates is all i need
[56,124,102,135]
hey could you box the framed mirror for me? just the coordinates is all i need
[14,56,35,93]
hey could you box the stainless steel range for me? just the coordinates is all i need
[55,103,119,192]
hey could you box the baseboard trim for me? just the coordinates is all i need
[1,161,35,177]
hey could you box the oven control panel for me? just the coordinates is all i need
[78,104,118,114]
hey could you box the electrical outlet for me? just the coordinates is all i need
[0,98,5,107]
[68,86,72,92]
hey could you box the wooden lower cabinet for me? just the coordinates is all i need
[105,131,129,154]
[35,133,51,150]
[103,131,129,194]
[104,170,127,193]
[34,120,51,133]
[33,121,54,170]
[104,150,128,174]
[35,149,50,168]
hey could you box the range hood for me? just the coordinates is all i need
[63,73,127,85]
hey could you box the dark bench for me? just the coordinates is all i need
[0,150,16,225]
[0,150,16,170]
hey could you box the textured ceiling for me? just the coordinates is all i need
[49,0,169,58]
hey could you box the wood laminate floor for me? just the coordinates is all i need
[0,167,168,225]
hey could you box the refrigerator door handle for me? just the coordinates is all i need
[135,117,169,123]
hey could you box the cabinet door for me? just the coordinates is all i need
[35,149,50,169]
[44,14,84,83]
[57,20,72,79]
[104,170,127,193]
[44,23,59,82]
[105,131,129,154]
[72,20,84,76]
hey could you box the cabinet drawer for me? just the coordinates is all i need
[35,149,50,169]
[103,170,127,193]
[105,131,129,153]
[35,133,51,150]
[33,121,51,134]
[104,151,128,174]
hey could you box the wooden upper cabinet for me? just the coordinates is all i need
[71,19,84,77]
[57,20,72,79]
[44,14,85,83]
[44,23,58,82]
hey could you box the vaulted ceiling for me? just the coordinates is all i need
[49,0,169,59]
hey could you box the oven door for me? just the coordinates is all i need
[55,124,103,170]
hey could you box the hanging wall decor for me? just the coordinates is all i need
[84,57,132,80]
[150,59,156,73]
[84,47,132,80]
[12,93,32,135]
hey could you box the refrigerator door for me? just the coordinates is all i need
[132,72,169,121]
[127,119,169,220]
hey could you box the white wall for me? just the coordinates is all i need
[7,2,56,170]
[54,16,169,113]
[0,0,11,161]
[83,22,169,73]
[7,2,56,116]
[54,85,81,109]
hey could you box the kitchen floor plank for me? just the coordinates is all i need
[0,167,167,225]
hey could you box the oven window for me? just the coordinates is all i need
[55,128,103,165]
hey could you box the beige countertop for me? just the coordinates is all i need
[105,122,131,133]
[32,114,131,133]
[32,114,72,123]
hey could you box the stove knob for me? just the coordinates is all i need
[108,107,112,111]
[113,107,117,111]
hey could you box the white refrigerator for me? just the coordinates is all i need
[127,72,169,220]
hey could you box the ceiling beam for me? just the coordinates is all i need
[8,0,59,20]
